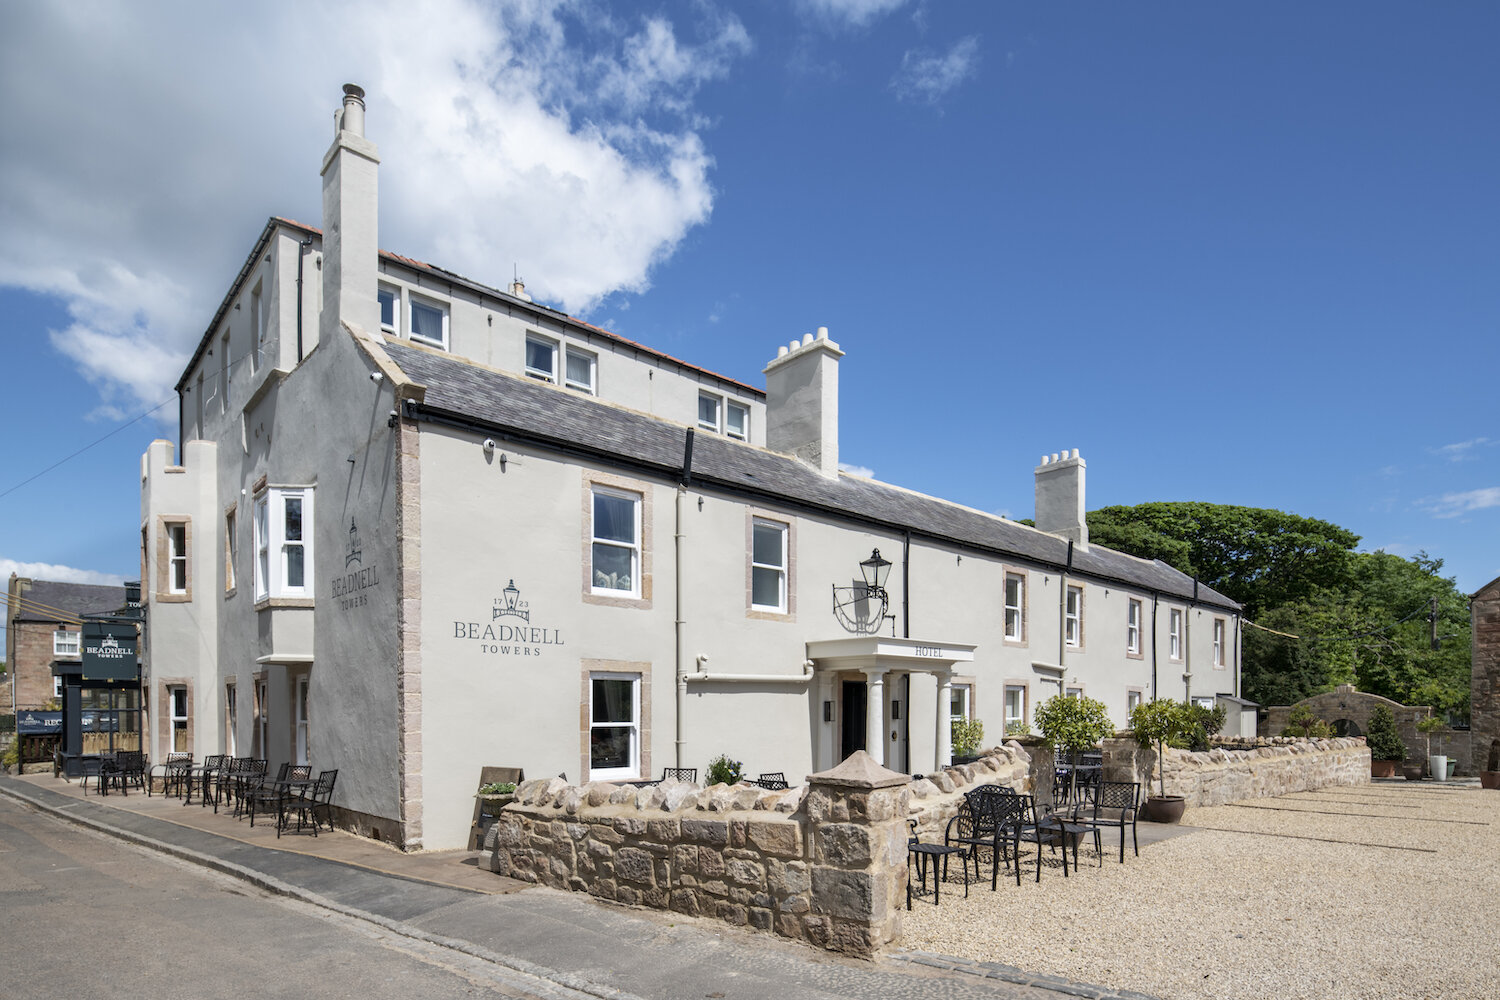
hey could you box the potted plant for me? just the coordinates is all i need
[1416,714,1446,781]
[951,717,985,764]
[705,753,744,786]
[1481,740,1500,790]
[1129,699,1188,824]
[1364,705,1405,779]
[1034,693,1115,806]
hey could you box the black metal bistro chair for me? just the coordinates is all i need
[753,772,789,790]
[280,769,337,837]
[249,764,312,828]
[190,754,229,806]
[660,767,697,784]
[148,751,193,797]
[907,819,967,907]
[1077,780,1140,863]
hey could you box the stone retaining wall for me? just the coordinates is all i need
[486,752,909,957]
[1100,735,1369,806]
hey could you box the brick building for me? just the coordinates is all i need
[1470,574,1500,773]
[5,575,127,712]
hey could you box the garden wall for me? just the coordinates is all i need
[485,746,1034,957]
[1100,735,1369,806]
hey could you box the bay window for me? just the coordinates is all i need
[253,487,314,601]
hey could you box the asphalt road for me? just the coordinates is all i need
[0,795,601,1000]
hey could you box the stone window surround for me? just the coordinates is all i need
[1065,583,1085,650]
[581,471,653,609]
[1003,678,1028,730]
[1168,606,1185,662]
[1126,597,1144,660]
[579,659,651,783]
[155,515,192,603]
[1002,568,1028,646]
[745,508,796,621]
[1212,616,1228,669]
[159,678,194,757]
[289,668,311,765]
[224,502,239,596]
[252,670,268,758]
[949,676,976,722]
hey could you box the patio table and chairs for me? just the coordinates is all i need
[277,769,338,838]
[148,752,194,798]
[907,819,968,907]
[1072,779,1141,863]
[249,764,312,829]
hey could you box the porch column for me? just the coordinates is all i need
[936,670,953,768]
[862,668,887,767]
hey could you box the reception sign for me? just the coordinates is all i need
[81,622,139,681]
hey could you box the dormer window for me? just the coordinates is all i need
[726,401,749,440]
[698,392,721,432]
[378,286,398,333]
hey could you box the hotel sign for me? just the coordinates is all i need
[81,622,139,681]
[452,579,564,657]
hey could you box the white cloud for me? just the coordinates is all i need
[1422,487,1500,518]
[795,0,909,29]
[0,0,747,414]
[892,36,980,105]
[1433,437,1492,461]
[0,558,125,587]
[839,462,875,479]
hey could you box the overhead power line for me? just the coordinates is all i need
[0,395,176,502]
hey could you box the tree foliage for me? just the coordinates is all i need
[1034,695,1116,753]
[1088,503,1471,717]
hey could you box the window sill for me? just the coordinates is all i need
[746,608,794,623]
[156,592,192,604]
[253,597,316,611]
[583,591,651,611]
[224,587,237,600]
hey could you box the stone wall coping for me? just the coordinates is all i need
[806,750,909,790]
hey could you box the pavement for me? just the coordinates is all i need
[0,771,1183,1000]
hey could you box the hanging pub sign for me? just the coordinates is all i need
[81,622,139,681]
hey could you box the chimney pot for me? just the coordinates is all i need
[802,333,814,346]
[817,326,829,339]
[340,83,367,137]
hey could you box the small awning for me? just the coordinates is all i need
[805,636,975,673]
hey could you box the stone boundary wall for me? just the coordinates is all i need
[1264,685,1471,774]
[1100,735,1369,806]
[485,752,910,957]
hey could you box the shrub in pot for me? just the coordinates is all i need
[1415,715,1446,780]
[1129,699,1190,823]
[1035,694,1115,804]
[706,753,744,786]
[950,718,984,764]
[1481,740,1500,790]
[1365,705,1405,778]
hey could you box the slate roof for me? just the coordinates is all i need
[384,342,1239,611]
[9,580,126,623]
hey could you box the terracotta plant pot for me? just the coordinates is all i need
[1480,771,1500,790]
[1371,759,1397,779]
[1143,795,1186,824]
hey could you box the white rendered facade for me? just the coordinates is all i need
[140,87,1242,849]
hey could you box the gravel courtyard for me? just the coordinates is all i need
[901,782,1496,1000]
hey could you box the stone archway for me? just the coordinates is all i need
[1331,718,1363,738]
[1263,685,1449,773]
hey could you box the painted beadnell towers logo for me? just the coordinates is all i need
[453,578,563,657]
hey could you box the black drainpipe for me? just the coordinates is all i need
[901,529,911,638]
[295,237,313,361]
[1150,593,1159,702]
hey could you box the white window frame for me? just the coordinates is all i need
[1213,618,1226,667]
[1065,585,1083,647]
[378,285,399,334]
[1004,685,1025,730]
[1193,696,1215,711]
[564,346,596,394]
[697,392,721,433]
[408,294,449,350]
[225,508,237,593]
[254,679,268,758]
[950,683,972,724]
[251,281,266,372]
[53,629,80,658]
[1169,609,1183,660]
[295,676,310,766]
[1065,686,1083,700]
[1127,690,1143,714]
[225,683,238,757]
[590,486,640,597]
[588,672,640,781]
[750,518,788,612]
[726,400,749,441]
[1004,573,1025,641]
[169,685,189,753]
[168,522,189,595]
[525,334,558,382]
[253,488,314,601]
[53,675,64,700]
[1127,599,1142,654]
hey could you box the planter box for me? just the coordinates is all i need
[1371,759,1397,779]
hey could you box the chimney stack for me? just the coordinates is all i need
[1034,449,1088,548]
[320,83,381,345]
[763,326,843,478]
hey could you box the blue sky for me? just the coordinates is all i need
[1,1,1496,632]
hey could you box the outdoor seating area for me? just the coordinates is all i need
[78,751,337,838]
